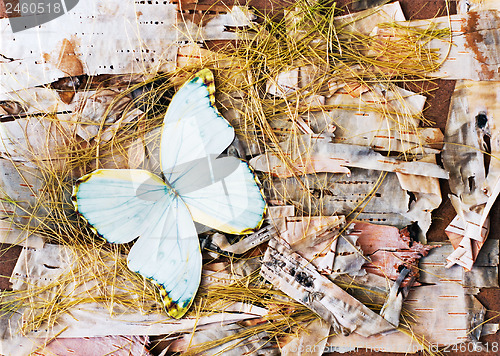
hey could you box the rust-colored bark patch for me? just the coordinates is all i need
[56,38,84,77]
[463,11,496,80]
[43,38,84,103]
[354,222,437,285]
[44,38,84,77]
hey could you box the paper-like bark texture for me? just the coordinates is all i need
[443,80,498,214]
[250,134,449,179]
[372,10,500,80]
[420,241,499,288]
[379,267,410,326]
[177,6,256,42]
[326,243,498,352]
[458,0,500,13]
[351,222,436,284]
[0,1,254,94]
[261,238,395,337]
[167,323,276,355]
[211,225,278,255]
[0,244,264,356]
[325,84,426,126]
[334,1,406,36]
[0,159,47,227]
[208,206,296,254]
[73,89,139,141]
[263,167,440,238]
[264,170,407,219]
[444,211,490,270]
[281,318,331,356]
[269,83,442,156]
[442,80,500,269]
[35,336,151,356]
[266,205,296,233]
[0,110,73,165]
[282,216,345,274]
[0,310,259,356]
[0,1,176,93]
[0,220,44,248]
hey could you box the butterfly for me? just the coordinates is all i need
[72,69,266,318]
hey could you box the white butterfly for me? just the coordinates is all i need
[73,69,266,318]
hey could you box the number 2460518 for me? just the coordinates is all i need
[5,2,63,15]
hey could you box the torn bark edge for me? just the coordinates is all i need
[380,266,414,326]
[209,225,278,255]
[445,203,490,271]
[261,237,395,337]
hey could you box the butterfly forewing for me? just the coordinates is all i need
[74,170,168,244]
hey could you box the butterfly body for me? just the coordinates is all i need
[73,69,266,318]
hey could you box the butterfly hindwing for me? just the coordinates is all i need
[73,169,201,318]
[127,193,201,318]
[172,156,266,234]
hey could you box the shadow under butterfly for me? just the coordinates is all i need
[72,69,266,318]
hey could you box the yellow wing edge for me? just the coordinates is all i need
[152,280,195,319]
[191,68,216,106]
